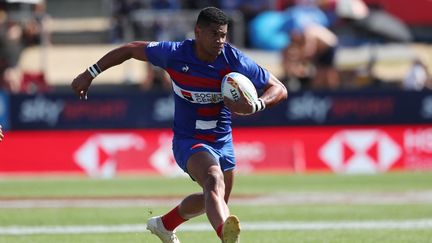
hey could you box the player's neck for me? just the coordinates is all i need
[194,43,218,63]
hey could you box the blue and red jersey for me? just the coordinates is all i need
[145,39,269,143]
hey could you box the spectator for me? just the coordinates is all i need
[19,71,50,94]
[282,4,340,90]
[293,24,339,89]
[280,43,314,90]
[0,12,22,93]
[21,0,51,47]
[108,0,143,43]
[0,1,51,94]
[0,10,11,91]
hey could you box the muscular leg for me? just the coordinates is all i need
[180,151,233,230]
[179,169,234,220]
[150,151,240,242]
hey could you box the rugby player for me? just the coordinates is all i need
[72,7,287,243]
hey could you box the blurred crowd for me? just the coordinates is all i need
[0,0,50,94]
[276,0,431,91]
[0,0,431,94]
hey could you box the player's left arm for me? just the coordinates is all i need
[223,73,287,115]
[237,49,288,110]
[259,73,288,109]
[226,47,287,113]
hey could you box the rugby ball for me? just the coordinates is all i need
[221,72,258,102]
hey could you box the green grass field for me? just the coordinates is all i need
[1,172,432,243]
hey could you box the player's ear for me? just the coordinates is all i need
[195,25,203,38]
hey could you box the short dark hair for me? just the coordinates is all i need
[196,7,229,27]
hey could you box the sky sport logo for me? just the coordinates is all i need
[319,130,402,174]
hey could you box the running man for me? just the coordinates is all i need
[71,7,287,243]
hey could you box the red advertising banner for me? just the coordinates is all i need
[1,126,431,177]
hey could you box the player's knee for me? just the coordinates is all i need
[205,169,225,193]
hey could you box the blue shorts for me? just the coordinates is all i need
[172,137,236,174]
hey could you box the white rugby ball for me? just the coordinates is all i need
[221,72,258,102]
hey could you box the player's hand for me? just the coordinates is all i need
[0,125,4,142]
[223,87,255,115]
[71,70,93,100]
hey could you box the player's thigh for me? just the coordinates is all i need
[187,151,223,188]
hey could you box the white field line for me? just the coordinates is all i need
[1,220,432,235]
[2,191,432,208]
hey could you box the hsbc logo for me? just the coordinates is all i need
[74,134,145,178]
[319,130,402,174]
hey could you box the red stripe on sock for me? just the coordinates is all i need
[161,206,188,231]
[217,223,224,239]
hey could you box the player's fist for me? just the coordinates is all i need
[223,87,255,115]
[71,70,93,100]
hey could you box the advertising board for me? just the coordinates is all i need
[1,125,431,177]
[9,91,432,130]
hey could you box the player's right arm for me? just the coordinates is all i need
[71,41,150,99]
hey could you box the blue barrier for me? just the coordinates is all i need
[230,90,432,127]
[10,92,173,130]
[8,90,432,130]
[0,91,9,130]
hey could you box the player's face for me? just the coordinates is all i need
[196,23,227,59]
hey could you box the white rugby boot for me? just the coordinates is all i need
[146,216,180,243]
[221,215,241,243]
